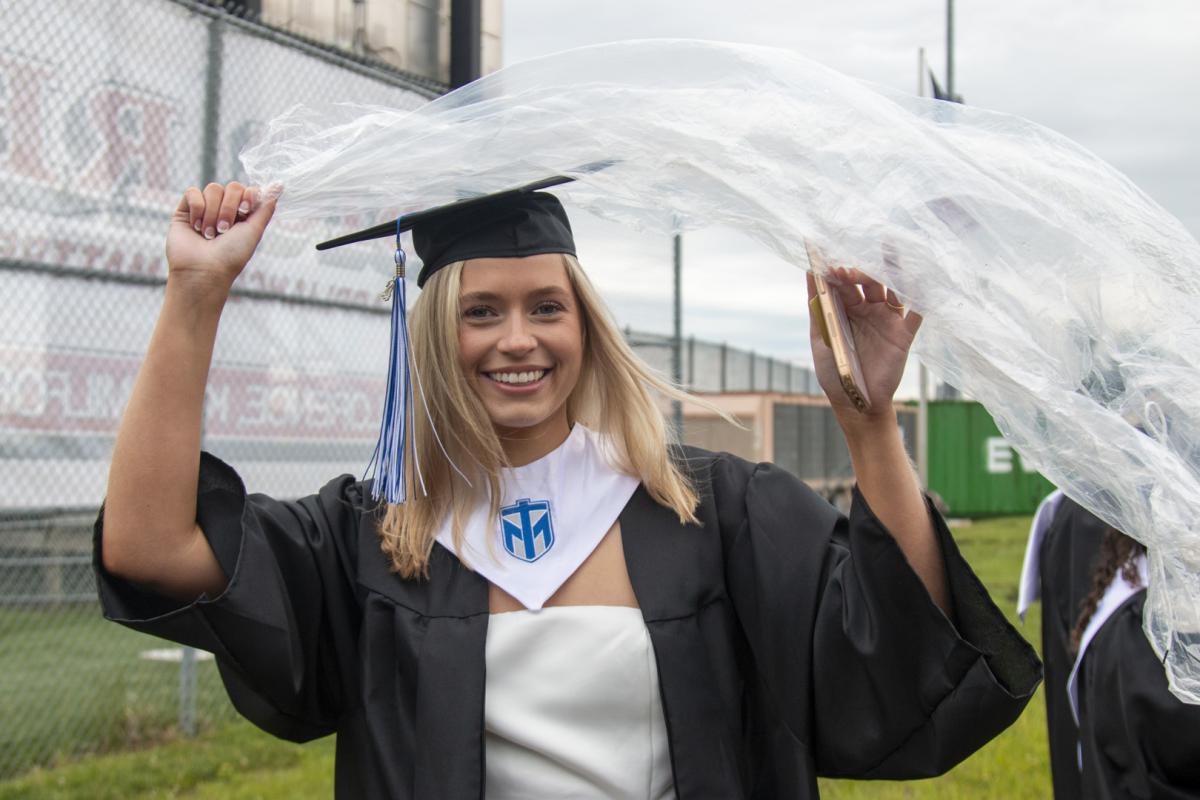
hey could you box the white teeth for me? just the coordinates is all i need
[490,369,546,385]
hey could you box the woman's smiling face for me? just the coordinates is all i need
[457,253,584,440]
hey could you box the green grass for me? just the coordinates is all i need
[0,604,238,780]
[1,516,1047,798]
[0,723,333,800]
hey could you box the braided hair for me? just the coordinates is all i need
[1070,528,1147,653]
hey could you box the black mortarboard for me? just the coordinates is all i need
[316,174,579,287]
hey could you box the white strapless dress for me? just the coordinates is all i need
[484,606,676,799]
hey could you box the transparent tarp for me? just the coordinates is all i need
[242,39,1200,702]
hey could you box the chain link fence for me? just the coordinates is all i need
[0,0,825,781]
[0,0,441,780]
[626,330,817,394]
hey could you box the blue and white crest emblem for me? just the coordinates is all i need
[500,498,556,562]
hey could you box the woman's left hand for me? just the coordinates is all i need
[808,260,949,613]
[806,264,922,428]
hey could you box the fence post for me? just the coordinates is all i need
[179,648,197,737]
[200,13,224,184]
[719,342,727,392]
[671,234,683,438]
[687,335,695,390]
[918,364,929,487]
[749,350,756,391]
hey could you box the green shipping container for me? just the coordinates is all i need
[927,400,1054,517]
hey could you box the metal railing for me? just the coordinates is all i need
[626,330,817,394]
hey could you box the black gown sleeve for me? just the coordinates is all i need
[1078,591,1200,800]
[716,457,1041,780]
[93,452,366,742]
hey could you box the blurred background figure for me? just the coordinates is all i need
[1019,490,1105,798]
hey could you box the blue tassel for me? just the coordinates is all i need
[365,224,414,504]
[365,223,472,504]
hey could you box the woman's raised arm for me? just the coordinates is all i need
[806,265,950,614]
[101,182,276,601]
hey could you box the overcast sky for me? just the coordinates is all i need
[501,0,1200,392]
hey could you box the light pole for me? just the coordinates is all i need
[947,0,956,99]
[916,47,930,489]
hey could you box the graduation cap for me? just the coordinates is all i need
[319,172,593,505]
[316,174,580,287]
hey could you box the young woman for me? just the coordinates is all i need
[97,181,1040,798]
[1070,529,1200,799]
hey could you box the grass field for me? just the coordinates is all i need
[0,516,1047,798]
[0,605,238,780]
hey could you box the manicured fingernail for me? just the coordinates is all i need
[193,220,202,232]
[217,220,229,233]
[238,202,250,215]
[204,227,215,240]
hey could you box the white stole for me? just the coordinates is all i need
[1017,489,1066,621]
[1067,554,1149,725]
[435,425,640,610]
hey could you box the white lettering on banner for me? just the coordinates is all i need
[205,385,230,427]
[236,383,375,433]
[239,384,267,429]
[0,361,138,428]
[984,436,1040,475]
[0,347,381,441]
[0,366,46,418]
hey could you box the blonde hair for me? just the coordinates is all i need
[378,254,714,578]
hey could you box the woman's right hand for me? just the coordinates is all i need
[166,181,277,301]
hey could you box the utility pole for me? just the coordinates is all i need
[916,47,929,489]
[947,0,955,100]
[918,46,926,98]
[939,0,962,400]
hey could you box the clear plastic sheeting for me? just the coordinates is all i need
[241,39,1200,702]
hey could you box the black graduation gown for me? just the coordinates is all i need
[1039,498,1107,799]
[94,449,1041,799]
[1077,590,1200,799]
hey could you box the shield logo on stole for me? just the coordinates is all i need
[499,498,556,562]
